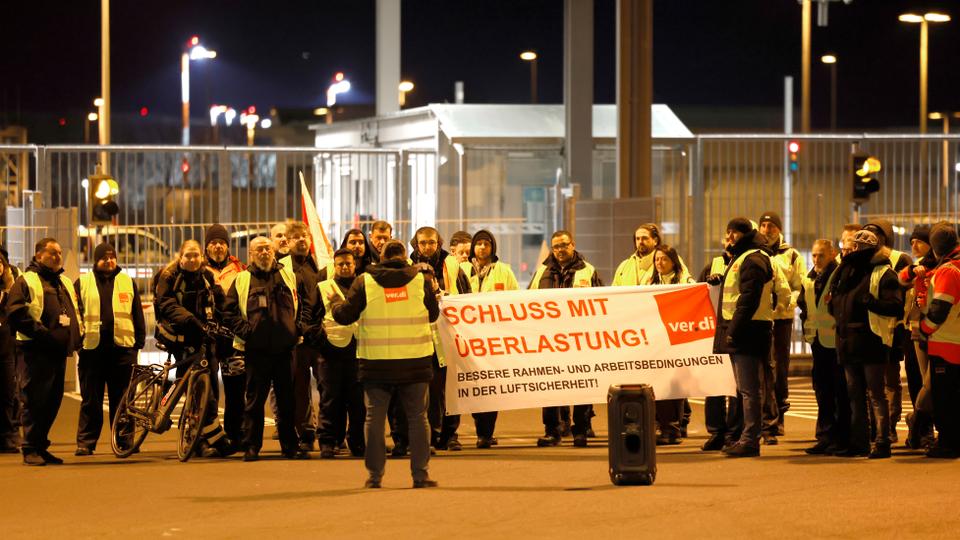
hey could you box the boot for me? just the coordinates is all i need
[868,442,891,459]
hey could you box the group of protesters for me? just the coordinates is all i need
[0,211,958,486]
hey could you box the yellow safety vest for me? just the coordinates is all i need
[710,256,727,276]
[232,265,299,352]
[358,272,433,360]
[80,271,137,349]
[612,253,651,286]
[460,261,520,293]
[442,255,462,295]
[801,270,837,348]
[530,262,596,289]
[16,271,82,342]
[721,249,774,322]
[868,265,897,347]
[318,278,358,348]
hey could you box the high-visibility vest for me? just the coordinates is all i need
[801,270,837,348]
[639,269,694,285]
[771,249,801,319]
[209,258,243,293]
[721,249,774,322]
[460,261,520,293]
[357,272,433,360]
[612,253,651,286]
[530,262,596,289]
[925,261,960,362]
[442,255,462,295]
[318,278,358,348]
[867,265,897,347]
[710,256,727,276]
[16,271,82,342]
[232,265,299,352]
[889,250,903,271]
[80,271,137,349]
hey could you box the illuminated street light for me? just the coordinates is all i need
[899,12,951,133]
[398,80,415,107]
[327,72,351,107]
[520,51,538,103]
[520,51,537,61]
[93,97,104,107]
[84,112,99,144]
[181,36,218,145]
[821,53,838,130]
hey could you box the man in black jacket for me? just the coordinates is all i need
[7,238,82,465]
[328,240,440,488]
[223,236,312,461]
[73,242,146,456]
[713,219,774,457]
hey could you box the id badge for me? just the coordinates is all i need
[58,314,71,327]
[258,296,268,309]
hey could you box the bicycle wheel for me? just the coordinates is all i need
[111,372,158,458]
[178,371,211,462]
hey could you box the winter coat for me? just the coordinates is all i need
[712,230,774,357]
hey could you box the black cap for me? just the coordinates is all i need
[758,212,783,231]
[909,224,931,245]
[726,217,753,235]
[205,224,229,247]
[93,242,116,263]
[930,221,958,257]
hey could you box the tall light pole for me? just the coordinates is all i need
[801,0,811,132]
[929,111,960,188]
[520,51,538,104]
[181,36,217,145]
[899,12,951,133]
[821,54,837,131]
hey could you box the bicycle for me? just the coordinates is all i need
[110,323,234,462]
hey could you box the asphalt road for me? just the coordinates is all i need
[1,377,958,539]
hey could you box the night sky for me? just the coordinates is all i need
[4,0,960,137]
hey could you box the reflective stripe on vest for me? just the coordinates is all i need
[801,271,837,348]
[232,266,299,352]
[927,263,960,361]
[318,278,358,348]
[868,265,896,347]
[16,271,82,342]
[461,261,519,293]
[358,272,433,360]
[80,271,136,349]
[530,262,596,290]
[721,249,774,322]
[710,256,727,276]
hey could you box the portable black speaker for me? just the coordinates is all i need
[607,384,657,486]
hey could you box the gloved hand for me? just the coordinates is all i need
[706,274,723,286]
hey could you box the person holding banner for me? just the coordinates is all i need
[713,218,775,458]
[530,230,602,448]
[639,245,694,445]
[328,240,440,488]
[460,229,519,448]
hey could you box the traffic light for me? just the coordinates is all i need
[88,164,119,226]
[788,141,800,173]
[851,152,881,202]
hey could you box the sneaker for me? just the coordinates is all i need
[868,443,891,459]
[243,448,259,462]
[38,450,63,465]
[722,443,760,458]
[364,478,382,489]
[761,434,778,446]
[536,434,560,447]
[701,434,726,452]
[413,478,439,489]
[804,441,832,455]
[573,434,588,447]
[445,437,462,452]
[22,452,45,466]
[74,447,93,457]
[476,436,493,449]
[320,444,336,459]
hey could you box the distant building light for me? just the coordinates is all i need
[87,112,99,122]
[260,119,272,129]
[93,97,104,107]
[313,107,329,116]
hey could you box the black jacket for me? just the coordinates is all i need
[7,260,82,357]
[713,231,774,356]
[74,267,146,351]
[330,259,439,384]
[828,249,904,363]
[529,252,603,289]
[155,263,223,347]
[223,261,309,355]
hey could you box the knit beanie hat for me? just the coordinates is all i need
[758,212,783,231]
[909,224,931,245]
[94,242,116,263]
[205,224,229,247]
[852,230,879,249]
[726,217,753,235]
[929,221,959,257]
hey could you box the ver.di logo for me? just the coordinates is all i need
[653,285,716,346]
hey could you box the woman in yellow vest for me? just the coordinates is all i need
[460,230,519,448]
[827,229,904,459]
[72,242,146,456]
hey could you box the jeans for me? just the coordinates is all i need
[768,318,793,432]
[844,362,889,450]
[730,353,762,448]
[292,344,322,444]
[317,351,365,451]
[364,382,430,482]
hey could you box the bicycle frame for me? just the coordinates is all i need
[124,347,212,434]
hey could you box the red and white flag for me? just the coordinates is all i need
[299,171,334,268]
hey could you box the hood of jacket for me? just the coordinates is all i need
[366,258,422,288]
[339,229,380,273]
[728,230,769,258]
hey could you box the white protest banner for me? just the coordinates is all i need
[439,283,737,415]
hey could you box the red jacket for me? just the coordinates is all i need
[920,248,960,363]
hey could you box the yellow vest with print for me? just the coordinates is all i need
[232,265,299,352]
[721,249,774,321]
[868,265,897,347]
[318,278,358,348]
[80,271,137,349]
[358,272,433,360]
[460,261,520,293]
[801,270,837,348]
[530,262,596,289]
[16,271,82,342]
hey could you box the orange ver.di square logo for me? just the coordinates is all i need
[653,285,716,346]
[384,286,409,303]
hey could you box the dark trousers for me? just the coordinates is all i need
[17,345,66,453]
[543,405,591,436]
[930,356,960,450]
[317,349,365,451]
[243,350,297,452]
[473,411,498,438]
[704,396,731,437]
[844,362,889,450]
[76,347,135,450]
[364,382,430,482]
[904,336,923,409]
[885,332,907,429]
[292,344,321,444]
[811,340,850,445]
[656,399,684,438]
[761,319,792,435]
[0,334,21,449]
[428,362,460,446]
[388,392,408,447]
[221,373,246,444]
[731,352,762,448]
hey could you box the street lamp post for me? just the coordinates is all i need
[181,36,217,145]
[84,112,99,144]
[899,12,951,133]
[398,81,415,107]
[821,54,837,131]
[520,51,538,104]
[929,111,960,188]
